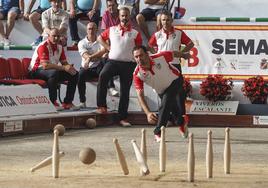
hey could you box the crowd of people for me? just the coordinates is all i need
[13,0,193,141]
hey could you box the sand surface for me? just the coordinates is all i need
[0,126,267,188]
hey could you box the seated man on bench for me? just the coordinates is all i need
[28,28,79,110]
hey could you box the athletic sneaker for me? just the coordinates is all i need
[62,103,80,110]
[119,119,131,127]
[78,102,86,109]
[53,101,64,111]
[31,36,43,46]
[179,115,189,138]
[96,107,108,114]
[154,134,161,142]
[3,38,11,46]
[108,87,119,97]
[71,40,79,46]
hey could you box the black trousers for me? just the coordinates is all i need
[30,69,78,104]
[166,63,186,125]
[154,77,184,135]
[78,61,115,103]
[69,10,100,41]
[97,60,136,120]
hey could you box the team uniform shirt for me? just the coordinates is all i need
[100,24,142,62]
[133,51,180,94]
[42,8,69,36]
[149,27,192,52]
[148,27,192,64]
[101,10,119,30]
[29,40,66,71]
[78,37,103,69]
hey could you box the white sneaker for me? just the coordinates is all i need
[119,120,131,127]
[3,38,10,46]
[154,134,161,143]
[70,105,80,111]
[78,102,86,109]
[108,88,119,97]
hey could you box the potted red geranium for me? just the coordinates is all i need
[200,75,233,102]
[183,77,192,98]
[241,76,268,104]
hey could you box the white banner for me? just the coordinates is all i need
[253,116,268,126]
[178,25,268,77]
[0,85,57,117]
[189,100,239,115]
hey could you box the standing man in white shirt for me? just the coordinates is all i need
[97,7,142,127]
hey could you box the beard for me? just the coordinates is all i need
[121,19,129,25]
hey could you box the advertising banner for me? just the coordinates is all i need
[0,85,57,117]
[177,25,268,78]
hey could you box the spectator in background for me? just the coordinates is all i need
[136,0,165,41]
[28,28,78,110]
[69,0,101,46]
[117,0,139,21]
[42,0,68,46]
[0,0,24,45]
[77,22,108,108]
[148,11,194,135]
[24,0,66,46]
[100,0,120,97]
[101,0,119,30]
[97,7,142,127]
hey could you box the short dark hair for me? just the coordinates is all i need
[160,10,172,18]
[132,45,148,54]
[106,0,118,5]
[119,6,130,14]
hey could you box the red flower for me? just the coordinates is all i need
[241,76,268,103]
[200,75,233,102]
[183,77,192,98]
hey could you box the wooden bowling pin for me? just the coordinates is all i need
[131,139,150,175]
[224,127,231,174]
[159,126,166,172]
[187,133,195,182]
[31,151,65,172]
[52,129,60,178]
[113,138,129,175]
[206,130,213,178]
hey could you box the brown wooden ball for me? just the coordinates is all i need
[79,147,96,165]
[85,118,96,129]
[54,124,65,136]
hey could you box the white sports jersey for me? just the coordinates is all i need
[133,51,180,94]
[78,37,103,69]
[100,24,142,62]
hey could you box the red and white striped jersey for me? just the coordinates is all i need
[148,27,191,53]
[29,40,66,71]
[133,51,180,94]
